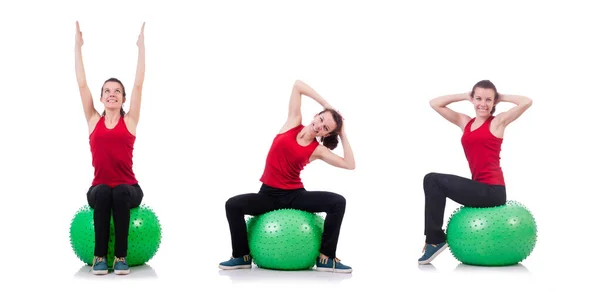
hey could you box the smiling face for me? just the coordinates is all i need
[310,111,338,137]
[100,81,125,110]
[470,87,497,118]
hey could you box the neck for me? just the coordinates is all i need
[298,126,317,142]
[104,109,121,122]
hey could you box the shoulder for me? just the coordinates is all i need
[279,123,303,135]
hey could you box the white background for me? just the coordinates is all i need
[1,0,598,292]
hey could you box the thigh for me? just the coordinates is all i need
[428,173,505,207]
[286,190,345,213]
[112,184,144,209]
[226,192,279,216]
[86,184,112,208]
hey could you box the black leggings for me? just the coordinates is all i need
[225,184,347,259]
[423,172,506,244]
[87,184,143,258]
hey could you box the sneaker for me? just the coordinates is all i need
[113,257,130,275]
[91,256,108,275]
[315,257,352,273]
[418,242,448,265]
[218,255,252,270]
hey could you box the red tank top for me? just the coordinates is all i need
[461,116,505,185]
[89,116,138,187]
[260,124,319,189]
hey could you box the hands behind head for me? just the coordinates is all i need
[332,108,345,135]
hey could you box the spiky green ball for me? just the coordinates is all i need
[446,200,537,266]
[246,209,324,270]
[69,204,162,266]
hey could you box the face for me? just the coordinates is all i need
[101,81,125,109]
[310,111,338,137]
[471,87,496,117]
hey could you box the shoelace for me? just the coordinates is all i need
[113,257,127,269]
[89,256,105,272]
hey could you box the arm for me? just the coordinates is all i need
[74,21,99,123]
[313,126,355,170]
[429,93,472,130]
[125,22,145,126]
[281,80,333,133]
[494,94,533,127]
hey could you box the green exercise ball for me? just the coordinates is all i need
[446,200,537,266]
[246,209,325,270]
[69,204,162,266]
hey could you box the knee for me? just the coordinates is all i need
[225,196,241,212]
[111,184,133,204]
[90,184,112,203]
[423,172,440,187]
[330,193,346,211]
[424,172,438,183]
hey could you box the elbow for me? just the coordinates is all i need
[523,97,533,109]
[346,163,356,170]
[429,98,439,109]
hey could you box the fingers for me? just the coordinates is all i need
[140,22,145,34]
[76,21,80,32]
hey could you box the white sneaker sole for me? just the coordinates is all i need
[114,269,130,275]
[219,264,252,270]
[92,269,108,275]
[315,267,353,273]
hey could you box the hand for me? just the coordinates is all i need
[496,94,503,105]
[335,109,345,134]
[75,21,84,47]
[137,22,145,47]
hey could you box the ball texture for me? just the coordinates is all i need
[246,209,324,270]
[446,200,537,266]
[69,204,162,266]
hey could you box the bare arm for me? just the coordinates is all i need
[312,125,355,170]
[74,21,99,123]
[125,22,146,126]
[429,93,472,130]
[281,80,333,133]
[494,94,533,127]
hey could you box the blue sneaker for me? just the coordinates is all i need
[113,257,130,275]
[91,256,108,275]
[219,255,252,270]
[315,257,352,273]
[418,242,448,265]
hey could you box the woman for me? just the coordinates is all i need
[219,80,356,274]
[74,21,146,275]
[418,80,533,265]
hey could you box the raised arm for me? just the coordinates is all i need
[494,94,533,128]
[125,22,145,126]
[74,21,99,124]
[429,93,472,130]
[312,124,355,170]
[281,80,333,133]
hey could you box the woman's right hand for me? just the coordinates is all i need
[75,21,84,47]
